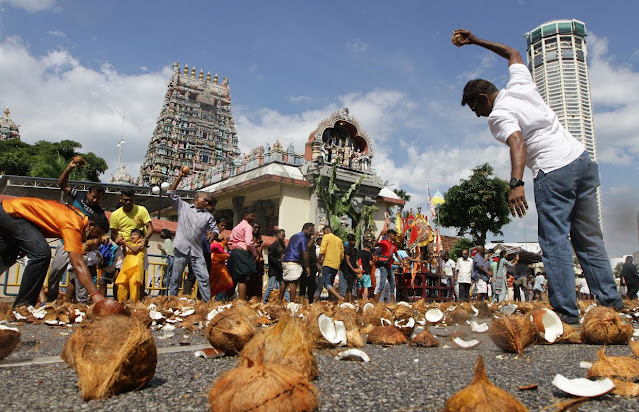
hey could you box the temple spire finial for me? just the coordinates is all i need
[199,69,203,80]
[213,73,218,84]
[184,64,189,75]
[4,107,9,116]
[206,72,211,82]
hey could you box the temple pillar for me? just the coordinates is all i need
[232,195,245,228]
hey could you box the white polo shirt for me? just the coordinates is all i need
[488,64,584,178]
[456,257,473,284]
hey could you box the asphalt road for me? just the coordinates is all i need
[1,317,638,412]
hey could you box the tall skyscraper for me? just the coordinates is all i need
[524,19,604,232]
[138,62,240,187]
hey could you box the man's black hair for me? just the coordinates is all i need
[160,229,172,239]
[208,194,218,205]
[387,229,397,236]
[302,222,315,231]
[346,233,356,241]
[461,79,498,106]
[120,187,135,197]
[88,185,105,195]
[273,229,284,236]
[88,212,109,232]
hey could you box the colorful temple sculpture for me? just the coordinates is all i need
[0,107,20,141]
[138,63,241,186]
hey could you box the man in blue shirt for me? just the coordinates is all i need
[472,246,491,301]
[279,222,314,303]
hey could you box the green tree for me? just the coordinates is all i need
[393,188,411,203]
[613,261,624,279]
[449,238,474,261]
[438,163,511,245]
[0,139,107,182]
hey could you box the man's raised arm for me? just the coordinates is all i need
[453,29,524,66]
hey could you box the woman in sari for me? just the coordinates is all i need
[209,219,232,300]
[493,251,519,303]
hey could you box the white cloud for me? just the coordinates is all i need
[0,0,57,13]
[46,29,65,37]
[346,39,368,53]
[288,95,312,103]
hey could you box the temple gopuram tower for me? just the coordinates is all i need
[138,63,241,186]
[0,107,20,141]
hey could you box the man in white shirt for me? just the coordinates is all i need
[455,249,473,302]
[441,251,455,299]
[454,29,623,324]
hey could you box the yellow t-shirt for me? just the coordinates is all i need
[2,198,87,255]
[319,232,344,270]
[109,205,151,241]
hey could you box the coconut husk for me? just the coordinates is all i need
[446,308,472,325]
[366,325,407,346]
[410,328,440,348]
[610,378,639,397]
[206,306,257,355]
[555,322,582,344]
[130,308,152,328]
[0,326,20,360]
[474,302,492,319]
[209,361,319,412]
[412,299,426,314]
[360,324,375,335]
[363,304,393,326]
[61,315,156,400]
[88,299,130,319]
[0,302,12,321]
[333,308,365,348]
[581,306,633,345]
[261,303,287,322]
[392,305,413,320]
[239,315,318,380]
[442,355,529,412]
[630,341,639,358]
[489,315,538,355]
[586,348,639,381]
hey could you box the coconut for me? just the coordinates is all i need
[410,328,440,348]
[451,337,481,350]
[586,348,639,381]
[446,308,472,325]
[206,306,257,355]
[530,308,563,344]
[474,302,492,319]
[0,325,20,360]
[394,317,416,337]
[61,315,156,400]
[552,374,615,398]
[581,306,633,345]
[556,322,582,344]
[442,355,529,412]
[489,315,537,355]
[333,308,365,348]
[610,379,639,397]
[130,308,152,328]
[630,341,639,358]
[425,308,444,324]
[0,302,12,321]
[239,315,318,380]
[392,304,413,321]
[90,299,130,318]
[208,361,319,412]
[451,32,464,47]
[363,304,393,326]
[469,321,489,333]
[335,348,370,362]
[366,325,407,346]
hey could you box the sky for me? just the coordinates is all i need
[0,0,638,257]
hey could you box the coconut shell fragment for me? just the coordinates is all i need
[366,325,407,346]
[489,315,537,355]
[61,315,157,400]
[208,361,319,412]
[581,306,633,345]
[90,299,130,318]
[410,328,441,348]
[206,306,257,355]
[442,355,529,412]
[239,315,318,380]
[586,348,639,381]
[0,325,20,360]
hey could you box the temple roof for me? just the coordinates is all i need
[307,107,374,157]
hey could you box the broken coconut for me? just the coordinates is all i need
[363,304,393,326]
[530,308,563,344]
[239,315,318,380]
[90,299,130,317]
[332,308,365,348]
[581,306,633,345]
[394,317,416,337]
[410,328,441,348]
[451,336,481,350]
[208,361,319,412]
[335,348,370,362]
[470,321,489,333]
[61,315,157,400]
[206,306,257,355]
[0,325,20,360]
[316,313,347,347]
[552,374,615,398]
[442,355,529,412]
[367,325,407,346]
[489,314,537,355]
[425,308,444,324]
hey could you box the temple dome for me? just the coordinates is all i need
[110,164,135,186]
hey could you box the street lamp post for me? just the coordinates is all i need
[151,181,171,219]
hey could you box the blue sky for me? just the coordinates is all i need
[0,0,638,257]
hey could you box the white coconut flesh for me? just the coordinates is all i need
[470,306,479,316]
[425,308,444,323]
[380,318,392,326]
[579,361,593,370]
[395,318,415,329]
[12,311,26,321]
[180,308,195,317]
[335,349,371,362]
[318,314,341,345]
[552,374,615,397]
[286,302,301,314]
[451,337,481,349]
[338,302,355,310]
[149,310,164,320]
[536,309,563,343]
[397,301,411,308]
[470,321,489,333]
[0,325,19,333]
[500,304,517,315]
[334,320,347,346]
[362,302,375,314]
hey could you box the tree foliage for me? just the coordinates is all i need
[438,163,511,245]
[449,238,474,261]
[0,139,107,182]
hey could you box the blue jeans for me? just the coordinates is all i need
[322,266,338,290]
[534,152,622,320]
[169,249,211,302]
[160,256,173,296]
[0,205,52,307]
[263,275,289,302]
[376,265,395,295]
